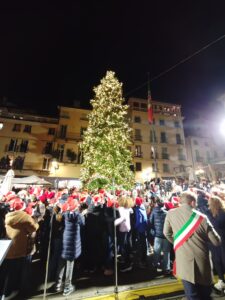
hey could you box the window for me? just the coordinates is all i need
[160,132,167,143]
[134,129,142,141]
[43,142,53,155]
[195,149,199,157]
[150,130,157,143]
[135,145,142,157]
[42,158,50,170]
[134,116,141,123]
[159,119,165,126]
[13,156,24,170]
[48,128,55,135]
[140,103,147,110]
[163,163,170,173]
[80,127,87,137]
[195,150,202,162]
[24,125,32,133]
[174,121,180,128]
[206,151,211,162]
[152,162,159,172]
[80,113,88,121]
[176,134,182,144]
[133,102,139,107]
[162,147,169,159]
[135,162,142,171]
[19,140,28,152]
[178,148,185,160]
[8,139,17,152]
[59,125,67,139]
[214,151,218,159]
[78,150,83,164]
[12,124,21,132]
[57,144,65,162]
[193,140,198,145]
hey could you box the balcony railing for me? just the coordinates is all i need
[5,145,28,153]
[162,153,169,159]
[134,135,142,141]
[196,156,204,163]
[57,132,83,141]
[178,155,186,161]
[160,139,168,144]
[134,152,143,158]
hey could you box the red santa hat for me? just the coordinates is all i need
[10,198,26,211]
[106,196,119,208]
[171,196,180,205]
[24,202,36,216]
[5,192,17,202]
[135,197,143,206]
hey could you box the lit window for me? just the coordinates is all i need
[159,120,165,126]
[135,162,142,171]
[12,124,21,132]
[24,125,32,133]
[48,128,56,135]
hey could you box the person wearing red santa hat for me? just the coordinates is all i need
[54,198,84,296]
[0,197,39,298]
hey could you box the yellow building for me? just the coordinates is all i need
[0,99,188,183]
[52,106,89,179]
[128,97,188,182]
[0,106,58,177]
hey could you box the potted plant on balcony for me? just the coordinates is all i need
[66,149,77,163]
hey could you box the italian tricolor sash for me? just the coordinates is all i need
[174,210,204,252]
[172,210,204,276]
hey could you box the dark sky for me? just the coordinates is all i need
[1,1,225,126]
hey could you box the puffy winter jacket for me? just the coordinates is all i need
[149,206,167,238]
[61,211,85,261]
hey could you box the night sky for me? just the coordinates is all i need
[1,1,225,128]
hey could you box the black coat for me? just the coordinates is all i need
[61,211,85,261]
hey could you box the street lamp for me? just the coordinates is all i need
[0,123,3,130]
[219,119,225,136]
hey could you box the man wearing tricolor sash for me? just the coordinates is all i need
[163,191,221,300]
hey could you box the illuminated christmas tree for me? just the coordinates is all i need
[81,71,134,190]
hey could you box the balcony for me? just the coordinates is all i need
[160,139,168,144]
[151,153,159,159]
[5,145,28,154]
[134,152,143,158]
[196,156,204,163]
[42,147,53,159]
[162,153,169,160]
[57,132,83,141]
[134,135,142,141]
[178,155,186,161]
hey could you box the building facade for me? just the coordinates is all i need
[0,98,189,183]
[0,106,58,177]
[186,135,225,181]
[128,97,188,182]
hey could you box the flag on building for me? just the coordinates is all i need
[147,88,153,124]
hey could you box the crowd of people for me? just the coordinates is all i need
[0,178,225,299]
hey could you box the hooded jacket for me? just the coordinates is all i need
[61,211,85,261]
[134,204,147,233]
[5,210,39,259]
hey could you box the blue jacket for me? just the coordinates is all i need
[61,211,85,261]
[134,204,147,233]
[149,206,167,238]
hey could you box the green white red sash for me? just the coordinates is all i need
[174,210,204,252]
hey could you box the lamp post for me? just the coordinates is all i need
[51,159,59,189]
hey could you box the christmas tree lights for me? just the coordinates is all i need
[80,71,134,190]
